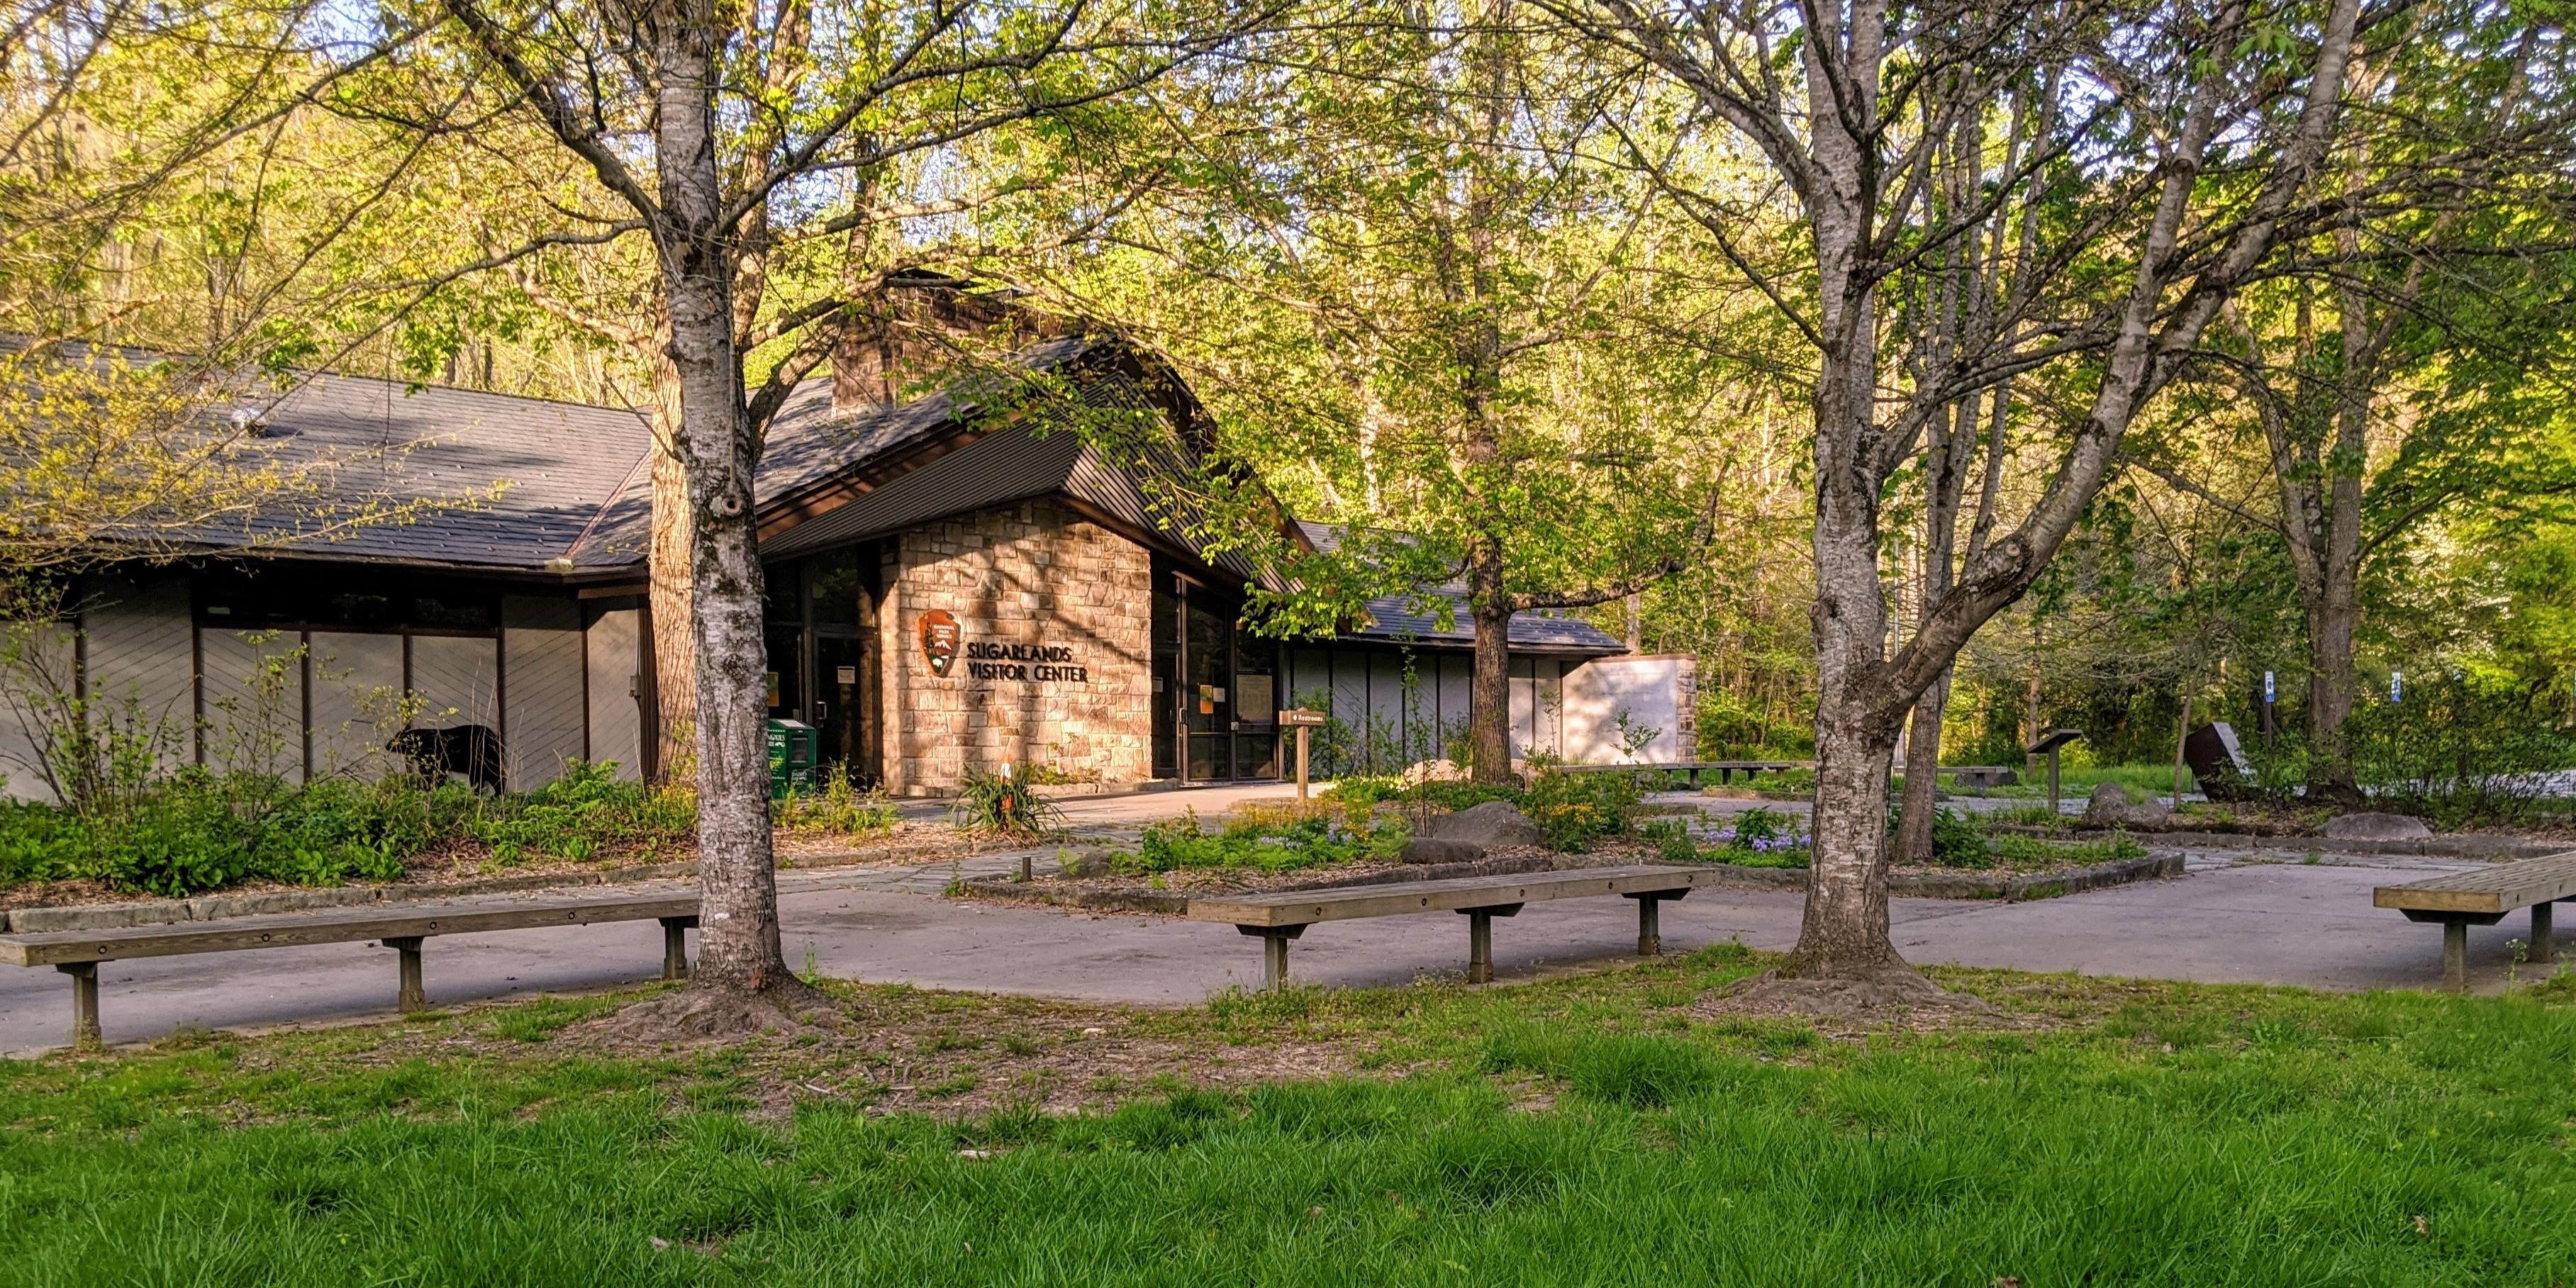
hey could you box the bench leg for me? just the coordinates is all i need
[383,937,426,1012]
[57,963,100,1052]
[1636,895,1663,956]
[1455,904,1524,984]
[2443,920,2469,993]
[659,916,696,980]
[1237,924,1307,990]
[2534,902,2555,966]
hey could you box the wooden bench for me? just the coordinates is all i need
[1555,761,1803,788]
[2373,852,2576,990]
[1944,766,2019,793]
[1187,865,1729,989]
[0,890,700,1049]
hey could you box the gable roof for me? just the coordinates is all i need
[1291,522,1627,656]
[77,338,1627,656]
[185,372,656,571]
[147,338,1126,573]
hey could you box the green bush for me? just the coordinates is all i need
[1108,807,1405,875]
[1521,771,1641,851]
[469,761,692,866]
[0,760,685,896]
[1322,775,1403,808]
[2346,676,2576,827]
[1403,780,1527,812]
[949,763,1064,837]
[1990,831,2146,867]
[777,766,898,836]
[1928,807,1992,869]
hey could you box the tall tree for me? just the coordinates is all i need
[1059,1,1732,780]
[1546,0,2460,995]
[2134,24,2576,799]
[0,0,517,593]
[411,0,1247,1027]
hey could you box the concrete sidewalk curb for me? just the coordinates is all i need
[960,853,1563,915]
[1668,852,2184,901]
[1991,826,2565,861]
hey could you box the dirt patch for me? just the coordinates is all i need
[1693,968,2042,1038]
[289,983,1366,1121]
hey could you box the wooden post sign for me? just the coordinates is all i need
[1278,708,1329,800]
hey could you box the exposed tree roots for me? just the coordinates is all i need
[1709,964,1997,1024]
[576,975,842,1047]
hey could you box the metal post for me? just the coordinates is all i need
[2047,749,2063,815]
[1455,904,1523,983]
[383,937,426,1012]
[660,916,694,980]
[57,962,100,1051]
[1238,924,1307,990]
[2443,920,2469,992]
[2534,901,2555,965]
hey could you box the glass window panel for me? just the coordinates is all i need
[807,549,862,627]
[762,563,799,623]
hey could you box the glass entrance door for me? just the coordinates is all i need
[1183,598,1232,781]
[813,634,866,782]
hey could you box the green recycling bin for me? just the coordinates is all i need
[767,719,817,799]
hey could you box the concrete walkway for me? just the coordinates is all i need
[0,841,2548,1056]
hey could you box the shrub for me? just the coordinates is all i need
[18,769,489,896]
[0,759,698,897]
[469,761,692,866]
[1699,807,1812,868]
[1322,775,1403,807]
[2346,676,2576,827]
[1990,831,2146,867]
[777,766,898,836]
[1521,771,1641,851]
[1404,780,1527,813]
[1927,807,1992,869]
[949,763,1064,837]
[1107,807,1405,875]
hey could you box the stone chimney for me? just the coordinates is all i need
[828,270,1069,416]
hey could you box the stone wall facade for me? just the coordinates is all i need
[877,498,1153,794]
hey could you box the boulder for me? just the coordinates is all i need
[1399,758,1468,786]
[2081,783,2134,827]
[1056,848,1113,879]
[1400,836,1484,865]
[2322,811,2433,841]
[2082,783,2170,829]
[1424,800,1544,849]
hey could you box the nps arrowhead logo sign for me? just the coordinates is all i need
[920,610,961,677]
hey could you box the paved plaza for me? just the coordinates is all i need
[0,785,2544,1055]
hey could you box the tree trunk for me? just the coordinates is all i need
[2306,573,2362,797]
[1895,671,1950,861]
[2024,619,2044,776]
[1794,693,1907,978]
[1786,312,1911,978]
[652,0,796,1002]
[1468,540,1514,783]
[2173,689,2194,805]
[647,447,696,782]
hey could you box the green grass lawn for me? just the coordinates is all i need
[6,950,2575,1284]
[1960,761,2184,802]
